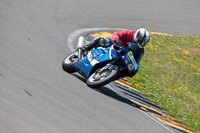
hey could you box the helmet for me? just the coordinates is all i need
[134,28,150,48]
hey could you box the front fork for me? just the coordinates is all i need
[102,60,120,76]
[77,36,85,61]
[78,48,83,61]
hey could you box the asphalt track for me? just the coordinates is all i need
[1,0,199,133]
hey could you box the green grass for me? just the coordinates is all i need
[127,33,200,132]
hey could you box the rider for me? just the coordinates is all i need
[81,28,150,59]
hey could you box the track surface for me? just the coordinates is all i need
[1,0,199,133]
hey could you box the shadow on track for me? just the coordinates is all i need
[71,73,140,109]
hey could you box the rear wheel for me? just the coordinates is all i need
[62,51,79,73]
[87,67,118,88]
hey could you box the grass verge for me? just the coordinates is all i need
[127,33,200,132]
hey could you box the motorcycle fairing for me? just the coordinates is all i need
[73,42,142,78]
[73,47,114,77]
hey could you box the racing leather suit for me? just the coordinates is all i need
[82,30,144,60]
[112,30,144,56]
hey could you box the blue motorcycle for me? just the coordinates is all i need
[62,36,143,88]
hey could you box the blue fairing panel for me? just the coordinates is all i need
[73,57,93,77]
[96,51,110,62]
[92,48,104,56]
[74,47,114,77]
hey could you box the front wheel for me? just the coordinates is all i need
[62,51,79,73]
[87,68,119,88]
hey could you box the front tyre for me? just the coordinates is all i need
[87,68,118,88]
[62,51,78,73]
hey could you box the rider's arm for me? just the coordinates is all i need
[112,30,129,41]
[112,30,133,47]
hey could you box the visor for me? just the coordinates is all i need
[141,40,147,48]
[138,39,147,48]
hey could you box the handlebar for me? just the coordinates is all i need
[113,44,124,50]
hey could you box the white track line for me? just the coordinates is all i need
[151,32,173,36]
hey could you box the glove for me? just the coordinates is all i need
[114,39,122,46]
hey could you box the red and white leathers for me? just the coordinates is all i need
[112,30,145,58]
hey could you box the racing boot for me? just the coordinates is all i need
[81,37,101,52]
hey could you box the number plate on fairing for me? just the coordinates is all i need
[127,51,138,71]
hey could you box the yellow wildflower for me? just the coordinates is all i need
[170,42,175,45]
[174,58,179,62]
[184,62,188,66]
[191,64,197,70]
[182,50,189,56]
[162,35,166,38]
[149,44,153,49]
[134,83,139,88]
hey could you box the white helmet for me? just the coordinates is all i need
[134,28,150,48]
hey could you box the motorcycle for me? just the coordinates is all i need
[62,36,143,88]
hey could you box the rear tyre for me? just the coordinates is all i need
[87,68,118,88]
[62,51,79,73]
